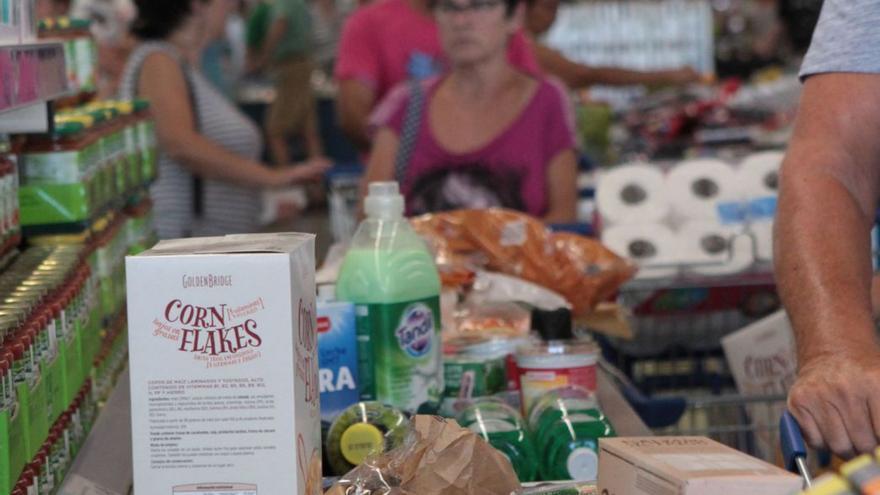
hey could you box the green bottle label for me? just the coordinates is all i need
[354,304,374,401]
[358,296,442,411]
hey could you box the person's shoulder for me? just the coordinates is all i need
[530,75,577,139]
[370,76,440,127]
[348,0,403,23]
[382,76,440,106]
[130,43,181,72]
[535,75,571,106]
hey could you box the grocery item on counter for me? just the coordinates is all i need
[529,387,613,482]
[840,455,880,494]
[317,285,360,424]
[337,182,443,411]
[522,483,597,495]
[467,271,570,314]
[411,209,635,315]
[439,351,507,417]
[445,301,530,345]
[325,401,409,476]
[598,436,801,495]
[125,233,320,494]
[516,308,599,413]
[457,336,532,392]
[457,399,539,482]
[327,415,520,495]
[802,475,856,495]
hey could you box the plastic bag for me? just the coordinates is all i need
[411,209,636,315]
[326,415,521,495]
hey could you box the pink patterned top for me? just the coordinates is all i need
[370,75,578,217]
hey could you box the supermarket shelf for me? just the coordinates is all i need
[58,369,133,495]
[54,365,650,495]
[0,41,68,131]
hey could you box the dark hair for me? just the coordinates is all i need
[429,0,523,17]
[502,0,523,16]
[131,0,205,40]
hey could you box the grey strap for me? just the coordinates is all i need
[394,79,426,184]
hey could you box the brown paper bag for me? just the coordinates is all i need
[327,416,521,495]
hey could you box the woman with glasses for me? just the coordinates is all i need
[365,0,578,222]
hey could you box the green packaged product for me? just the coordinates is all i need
[325,401,409,476]
[336,183,443,411]
[457,400,539,482]
[0,350,26,495]
[439,352,507,416]
[529,387,614,482]
[18,115,99,227]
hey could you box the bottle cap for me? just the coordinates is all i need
[317,284,336,303]
[364,182,405,219]
[531,307,573,341]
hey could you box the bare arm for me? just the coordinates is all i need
[337,79,377,152]
[139,53,325,188]
[543,149,578,223]
[252,17,288,70]
[779,73,880,457]
[533,43,699,89]
[360,128,398,201]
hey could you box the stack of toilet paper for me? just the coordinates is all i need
[597,152,783,279]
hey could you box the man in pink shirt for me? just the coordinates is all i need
[335,0,540,151]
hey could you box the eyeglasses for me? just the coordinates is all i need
[434,0,504,15]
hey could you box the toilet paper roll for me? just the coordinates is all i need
[751,221,774,262]
[667,159,741,221]
[739,151,783,199]
[678,221,756,276]
[602,223,679,279]
[597,163,669,225]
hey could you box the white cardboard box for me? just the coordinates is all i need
[598,437,802,495]
[126,234,321,495]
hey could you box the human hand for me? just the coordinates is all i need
[304,155,333,171]
[272,159,332,187]
[666,67,702,85]
[788,345,880,458]
[245,53,266,75]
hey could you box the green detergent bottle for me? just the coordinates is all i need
[529,387,615,482]
[457,400,539,482]
[336,182,443,412]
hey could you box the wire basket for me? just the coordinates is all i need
[654,390,787,464]
[605,228,780,359]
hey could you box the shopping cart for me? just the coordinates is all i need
[604,360,788,464]
[781,410,814,490]
[596,231,793,463]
